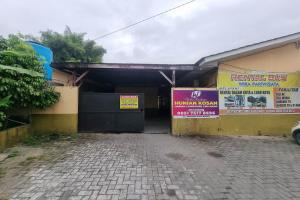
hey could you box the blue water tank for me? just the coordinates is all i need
[27,41,53,80]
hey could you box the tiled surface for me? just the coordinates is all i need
[8,134,300,200]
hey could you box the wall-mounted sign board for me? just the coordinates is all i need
[218,69,300,114]
[172,88,219,118]
[120,95,139,109]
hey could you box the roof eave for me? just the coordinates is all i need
[196,32,300,67]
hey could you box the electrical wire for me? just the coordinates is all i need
[93,0,197,40]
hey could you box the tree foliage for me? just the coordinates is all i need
[40,26,106,63]
[0,96,10,128]
[0,35,60,129]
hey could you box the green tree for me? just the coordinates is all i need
[0,35,60,129]
[40,26,106,63]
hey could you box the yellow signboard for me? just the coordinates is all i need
[217,69,300,114]
[120,95,139,109]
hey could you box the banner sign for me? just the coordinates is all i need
[172,88,219,118]
[120,95,138,109]
[218,69,300,114]
[274,88,300,110]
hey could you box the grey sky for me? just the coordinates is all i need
[1,0,300,64]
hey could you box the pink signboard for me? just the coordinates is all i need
[172,88,219,118]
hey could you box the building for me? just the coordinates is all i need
[174,32,300,136]
[31,32,300,136]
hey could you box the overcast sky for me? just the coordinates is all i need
[1,0,300,64]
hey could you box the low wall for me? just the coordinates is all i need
[31,86,78,134]
[31,114,77,134]
[172,114,300,136]
[0,125,30,151]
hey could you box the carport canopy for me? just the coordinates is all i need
[52,62,217,88]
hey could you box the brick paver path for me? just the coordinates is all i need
[9,134,300,200]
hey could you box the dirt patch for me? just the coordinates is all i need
[0,146,44,198]
[0,196,9,200]
[207,151,224,158]
[165,153,187,161]
[0,154,8,162]
[0,137,77,199]
[166,189,176,196]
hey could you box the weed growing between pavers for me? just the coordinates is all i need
[18,156,39,166]
[7,150,19,158]
[0,135,77,199]
[0,168,5,178]
[22,133,77,146]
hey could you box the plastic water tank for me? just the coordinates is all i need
[27,41,53,80]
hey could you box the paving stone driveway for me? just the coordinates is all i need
[9,134,300,200]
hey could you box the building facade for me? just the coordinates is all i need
[32,33,300,136]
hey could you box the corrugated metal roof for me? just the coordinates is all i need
[53,62,196,71]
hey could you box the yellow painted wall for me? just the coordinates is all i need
[52,69,73,86]
[172,115,299,136]
[172,42,300,136]
[221,43,300,72]
[31,114,77,134]
[0,125,30,151]
[33,86,78,114]
[31,86,78,134]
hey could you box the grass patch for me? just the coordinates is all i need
[18,156,38,167]
[67,133,78,140]
[22,133,78,146]
[22,133,61,146]
[7,150,20,158]
[0,168,6,178]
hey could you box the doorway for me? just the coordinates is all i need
[115,85,171,134]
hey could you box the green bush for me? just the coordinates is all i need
[0,96,10,128]
[0,35,60,129]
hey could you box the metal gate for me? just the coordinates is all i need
[78,92,144,133]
